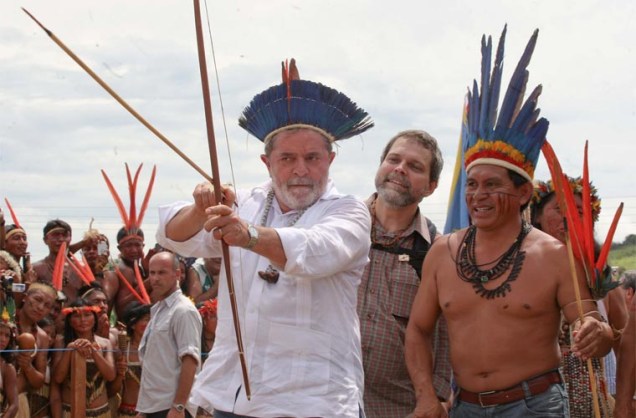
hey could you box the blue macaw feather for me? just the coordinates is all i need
[445,26,549,234]
[478,35,492,136]
[487,26,506,130]
[239,78,373,142]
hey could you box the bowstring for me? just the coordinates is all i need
[203,0,237,194]
[202,0,248,352]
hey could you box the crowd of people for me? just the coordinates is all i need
[0,27,634,418]
[0,218,220,418]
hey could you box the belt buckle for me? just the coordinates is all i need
[478,390,498,408]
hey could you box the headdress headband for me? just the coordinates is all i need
[462,26,549,181]
[532,176,601,222]
[238,59,374,144]
[61,305,101,316]
[101,163,156,242]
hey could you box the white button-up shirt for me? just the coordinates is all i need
[156,180,371,417]
[136,289,202,413]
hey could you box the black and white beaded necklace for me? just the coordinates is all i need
[455,221,531,299]
[257,189,308,284]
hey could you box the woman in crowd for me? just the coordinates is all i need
[51,299,115,418]
[0,317,19,418]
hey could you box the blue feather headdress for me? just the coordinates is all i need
[238,59,373,143]
[463,26,549,181]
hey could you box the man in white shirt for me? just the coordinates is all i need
[156,59,373,417]
[137,251,202,418]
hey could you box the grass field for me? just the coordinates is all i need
[609,243,636,271]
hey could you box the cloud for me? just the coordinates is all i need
[2,0,635,258]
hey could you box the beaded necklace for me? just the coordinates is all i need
[257,189,308,284]
[456,221,531,299]
[369,196,410,248]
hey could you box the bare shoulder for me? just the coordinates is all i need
[95,334,112,350]
[430,228,469,257]
[35,326,50,347]
[523,228,567,260]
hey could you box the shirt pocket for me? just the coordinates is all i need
[389,265,420,321]
[261,322,332,396]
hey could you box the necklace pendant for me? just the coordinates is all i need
[258,265,279,284]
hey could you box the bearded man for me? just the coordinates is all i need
[156,59,373,418]
[358,130,451,417]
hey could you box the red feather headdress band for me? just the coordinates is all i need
[61,305,102,316]
[541,140,623,299]
[101,163,156,243]
[3,198,26,240]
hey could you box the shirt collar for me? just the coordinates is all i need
[154,287,182,311]
[366,193,433,245]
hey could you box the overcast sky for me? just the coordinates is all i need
[1,0,635,259]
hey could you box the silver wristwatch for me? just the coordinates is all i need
[245,224,259,249]
[172,403,185,413]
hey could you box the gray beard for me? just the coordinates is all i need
[376,184,418,207]
[274,181,324,211]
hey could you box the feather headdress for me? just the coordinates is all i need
[462,26,549,182]
[532,176,601,222]
[444,26,548,233]
[3,198,26,240]
[101,163,156,244]
[238,58,374,144]
[541,140,623,299]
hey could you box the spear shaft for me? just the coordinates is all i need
[22,8,213,183]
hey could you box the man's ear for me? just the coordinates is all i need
[423,180,438,198]
[519,181,534,206]
[260,154,270,170]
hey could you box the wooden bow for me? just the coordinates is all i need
[23,4,251,399]
[192,0,251,399]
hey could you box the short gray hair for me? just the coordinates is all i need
[264,127,333,156]
[621,270,636,292]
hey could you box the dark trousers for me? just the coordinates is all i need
[145,410,194,418]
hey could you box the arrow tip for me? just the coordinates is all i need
[22,8,53,36]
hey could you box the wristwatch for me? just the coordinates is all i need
[172,403,185,413]
[245,224,259,249]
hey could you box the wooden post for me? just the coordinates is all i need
[70,351,86,418]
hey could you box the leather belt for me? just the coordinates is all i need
[458,370,562,407]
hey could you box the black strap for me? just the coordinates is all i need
[371,218,437,278]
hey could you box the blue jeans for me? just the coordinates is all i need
[450,383,569,417]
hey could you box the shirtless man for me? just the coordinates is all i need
[3,224,37,284]
[404,27,612,417]
[104,227,147,320]
[405,165,613,417]
[32,220,83,304]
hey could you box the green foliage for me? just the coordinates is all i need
[609,236,636,271]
